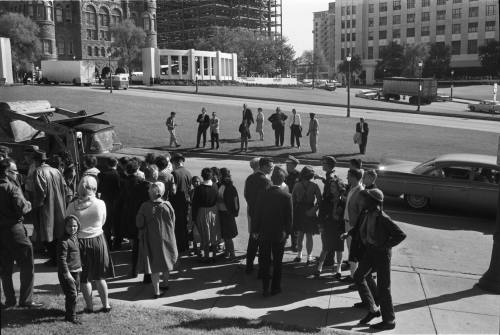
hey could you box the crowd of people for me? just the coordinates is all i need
[0,129,403,329]
[168,104,370,155]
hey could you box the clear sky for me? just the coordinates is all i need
[283,0,333,58]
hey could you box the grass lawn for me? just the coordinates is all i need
[1,293,334,335]
[1,86,497,164]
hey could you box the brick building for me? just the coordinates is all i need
[0,0,157,74]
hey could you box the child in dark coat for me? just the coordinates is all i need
[239,120,250,152]
[57,215,82,323]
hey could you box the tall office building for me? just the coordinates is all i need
[314,0,499,84]
[157,0,282,49]
[313,2,336,78]
[0,0,157,73]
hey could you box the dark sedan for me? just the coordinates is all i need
[376,154,499,215]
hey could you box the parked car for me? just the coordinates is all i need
[301,79,313,87]
[468,100,500,114]
[376,153,499,215]
[104,74,129,90]
[355,89,379,100]
[322,82,337,91]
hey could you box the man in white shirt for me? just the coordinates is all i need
[289,109,302,148]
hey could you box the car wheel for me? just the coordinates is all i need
[470,106,475,112]
[405,194,429,209]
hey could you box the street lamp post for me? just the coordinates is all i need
[450,69,454,101]
[107,52,112,94]
[417,61,423,112]
[346,55,352,118]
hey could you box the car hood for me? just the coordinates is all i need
[378,157,420,174]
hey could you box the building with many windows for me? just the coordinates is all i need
[0,0,157,74]
[314,0,499,84]
[313,3,336,79]
[157,0,282,49]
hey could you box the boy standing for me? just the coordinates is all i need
[166,112,181,148]
[57,216,82,323]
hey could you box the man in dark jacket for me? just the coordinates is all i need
[196,107,210,148]
[244,157,273,274]
[171,153,192,253]
[0,158,42,308]
[98,157,121,248]
[355,118,369,154]
[253,167,292,296]
[268,107,287,147]
[342,188,406,330]
[284,155,300,251]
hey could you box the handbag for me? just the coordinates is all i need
[353,132,361,144]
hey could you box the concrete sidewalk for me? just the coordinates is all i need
[23,247,500,334]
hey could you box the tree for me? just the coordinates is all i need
[423,43,451,79]
[479,40,500,77]
[402,43,428,77]
[194,27,295,77]
[0,13,42,79]
[110,19,146,74]
[337,54,362,76]
[374,41,405,78]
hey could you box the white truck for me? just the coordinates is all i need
[41,60,95,86]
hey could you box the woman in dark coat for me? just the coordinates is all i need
[192,168,220,262]
[217,168,239,260]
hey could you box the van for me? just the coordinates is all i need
[104,74,129,90]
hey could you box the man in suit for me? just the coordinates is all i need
[342,189,406,330]
[289,109,302,148]
[253,166,293,296]
[268,107,287,147]
[196,107,210,148]
[171,153,193,253]
[284,156,300,251]
[341,168,364,283]
[356,118,369,154]
[0,158,42,308]
[244,157,273,275]
[98,157,121,248]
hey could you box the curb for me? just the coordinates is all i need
[131,86,500,122]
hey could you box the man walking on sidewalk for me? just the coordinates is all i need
[342,188,406,330]
[253,166,293,297]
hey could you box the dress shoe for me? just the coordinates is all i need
[98,306,112,313]
[153,292,166,299]
[19,302,43,308]
[370,321,396,330]
[353,301,368,309]
[313,270,321,279]
[1,300,16,309]
[339,276,354,283]
[270,288,282,296]
[332,273,342,280]
[293,256,302,263]
[359,310,381,324]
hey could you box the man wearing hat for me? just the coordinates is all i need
[342,188,406,330]
[170,153,192,253]
[284,156,300,251]
[32,150,67,266]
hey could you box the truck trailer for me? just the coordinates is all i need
[41,60,95,86]
[382,77,437,105]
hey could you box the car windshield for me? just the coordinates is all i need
[89,129,118,153]
[412,158,436,174]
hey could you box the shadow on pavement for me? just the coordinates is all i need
[0,307,64,328]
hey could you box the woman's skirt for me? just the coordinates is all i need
[294,203,319,235]
[218,210,238,240]
[195,206,220,249]
[79,233,115,282]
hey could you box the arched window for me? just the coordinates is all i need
[111,8,121,25]
[143,15,150,31]
[37,4,45,19]
[99,7,109,26]
[85,5,97,27]
[55,5,62,22]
